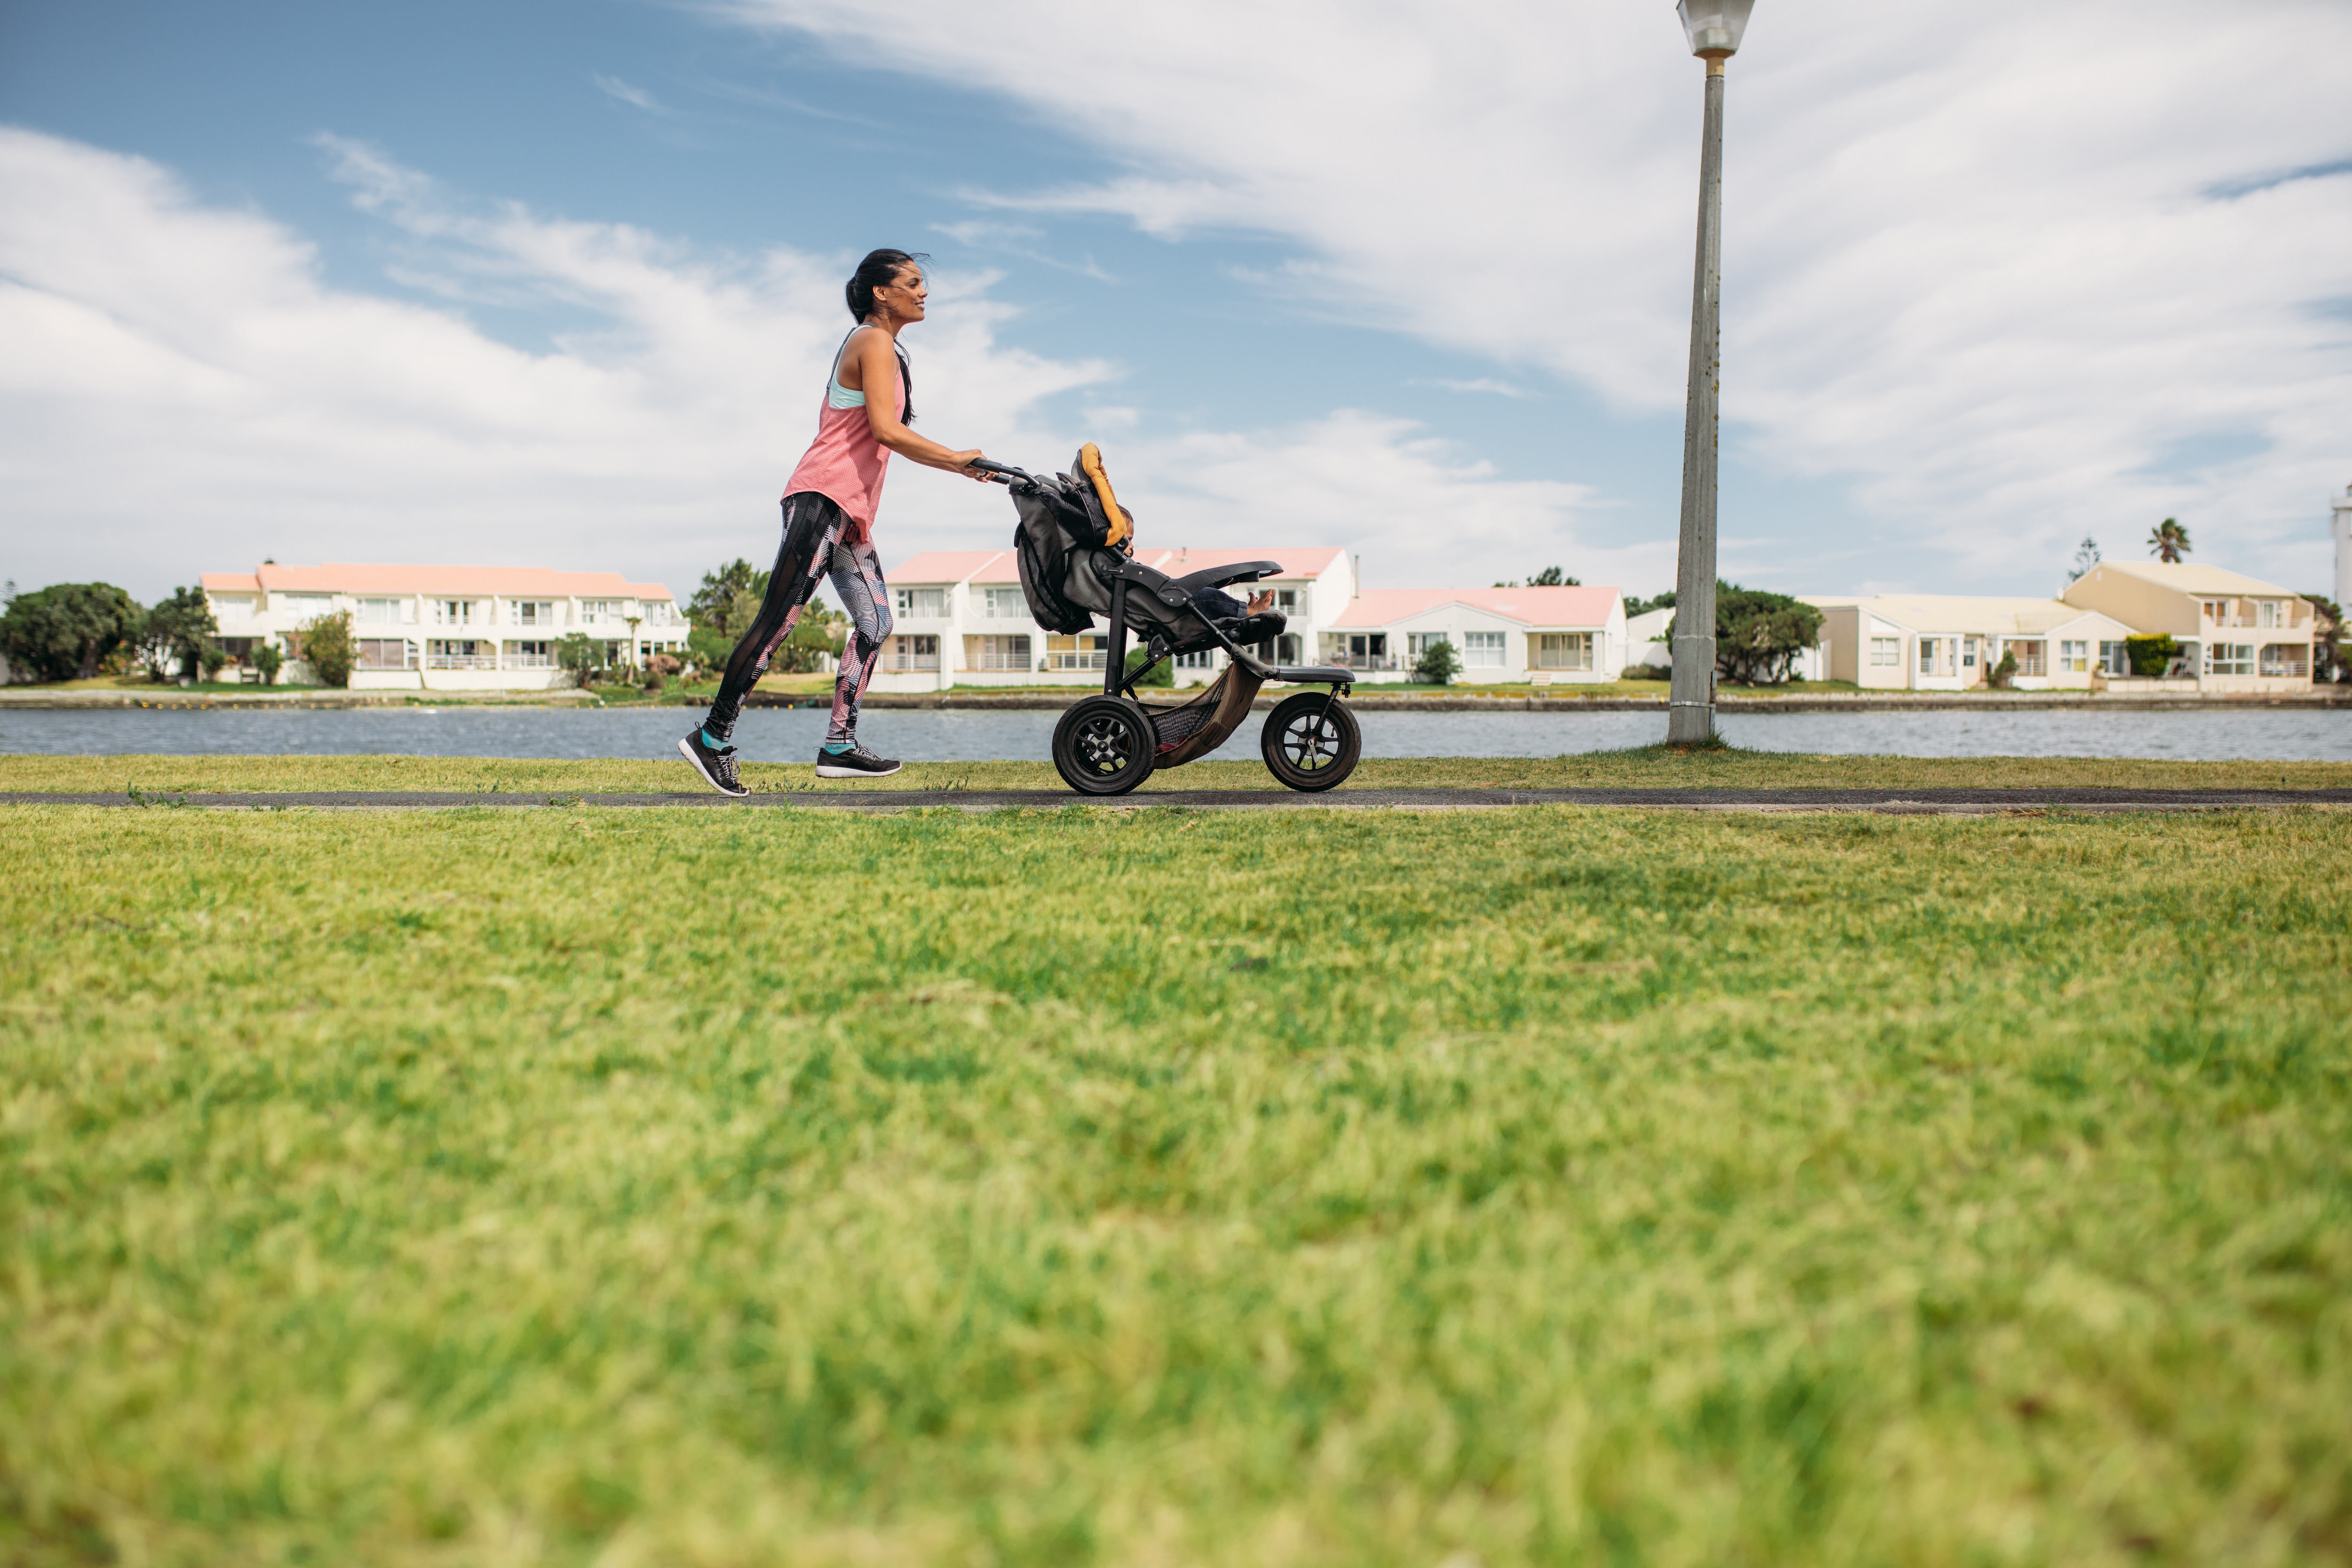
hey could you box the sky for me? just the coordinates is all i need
[1,0,2346,608]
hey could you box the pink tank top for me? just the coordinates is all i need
[784,337,903,547]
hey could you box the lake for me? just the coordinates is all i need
[2,705,2347,761]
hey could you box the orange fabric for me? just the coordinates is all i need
[1077,443,1133,550]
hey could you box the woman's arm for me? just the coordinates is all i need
[848,327,987,479]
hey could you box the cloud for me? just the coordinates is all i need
[715,0,2352,591]
[593,73,669,115]
[0,127,1643,602]
[1425,379,1529,399]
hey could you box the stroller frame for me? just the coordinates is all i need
[973,458,1361,793]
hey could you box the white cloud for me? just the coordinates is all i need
[718,0,2352,592]
[0,127,1632,603]
[593,74,668,115]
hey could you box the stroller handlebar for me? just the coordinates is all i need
[966,457,1032,485]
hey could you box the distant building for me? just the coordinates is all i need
[877,547,1354,689]
[1808,595,2134,691]
[200,563,685,690]
[2062,561,2317,690]
[1321,586,1629,683]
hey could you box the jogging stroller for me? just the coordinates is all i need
[972,445,1360,796]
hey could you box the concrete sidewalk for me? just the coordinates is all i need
[7,786,2347,815]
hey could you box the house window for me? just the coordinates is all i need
[974,634,1031,672]
[1329,633,1389,669]
[1869,637,1899,667]
[2099,639,2130,675]
[2207,643,2254,676]
[884,634,940,671]
[511,601,555,627]
[1962,638,1979,670]
[982,587,1026,619]
[2010,640,2045,677]
[2059,639,2089,673]
[2257,601,2280,628]
[427,639,494,668]
[356,639,414,670]
[358,598,406,625]
[434,599,476,627]
[1462,631,1506,668]
[278,593,332,618]
[1175,650,1216,670]
[1532,633,1593,671]
[1046,633,1107,671]
[2259,644,2307,678]
[1406,632,1452,657]
[1271,588,1300,613]
[892,587,945,618]
[643,602,678,626]
[1917,637,1941,675]
[505,641,553,669]
[580,599,621,625]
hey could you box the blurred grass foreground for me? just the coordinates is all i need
[3,798,2349,1565]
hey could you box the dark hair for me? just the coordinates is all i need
[843,248,925,422]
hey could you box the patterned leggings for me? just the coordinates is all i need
[703,491,894,748]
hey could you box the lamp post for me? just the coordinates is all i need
[1666,0,1754,744]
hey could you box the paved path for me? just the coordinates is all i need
[5,787,2346,815]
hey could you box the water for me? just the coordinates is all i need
[2,705,2347,761]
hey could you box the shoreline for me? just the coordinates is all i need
[3,687,2346,714]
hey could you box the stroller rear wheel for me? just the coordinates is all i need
[1261,691,1360,792]
[1052,696,1157,795]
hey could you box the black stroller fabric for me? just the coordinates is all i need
[1009,449,1275,655]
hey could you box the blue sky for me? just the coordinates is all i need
[2,0,2346,604]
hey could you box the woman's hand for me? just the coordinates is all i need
[948,450,989,480]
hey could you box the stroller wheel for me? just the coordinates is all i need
[1052,696,1157,795]
[1261,692,1360,792]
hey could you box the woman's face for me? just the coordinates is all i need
[877,265,927,323]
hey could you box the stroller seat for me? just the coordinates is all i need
[1083,550,1286,654]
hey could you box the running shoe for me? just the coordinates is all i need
[814,743,903,779]
[677,729,748,797]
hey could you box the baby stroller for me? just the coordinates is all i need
[972,445,1360,796]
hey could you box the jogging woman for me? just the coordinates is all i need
[679,248,987,795]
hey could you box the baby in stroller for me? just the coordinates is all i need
[972,444,1362,795]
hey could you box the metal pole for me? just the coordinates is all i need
[1667,55,1726,744]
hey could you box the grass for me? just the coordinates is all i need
[2,749,2348,797]
[2,800,2350,1566]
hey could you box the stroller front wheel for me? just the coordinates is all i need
[1261,691,1360,792]
[1052,695,1157,796]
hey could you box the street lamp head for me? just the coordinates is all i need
[1677,0,1754,58]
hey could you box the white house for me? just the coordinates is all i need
[874,546,1355,690]
[201,563,686,691]
[1808,595,2136,691]
[1321,586,1629,683]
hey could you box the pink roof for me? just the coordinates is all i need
[890,545,1348,586]
[1328,586,1621,629]
[202,563,675,602]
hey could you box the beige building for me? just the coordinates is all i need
[2061,561,2316,691]
[202,562,685,690]
[1808,596,2134,691]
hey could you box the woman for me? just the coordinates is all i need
[679,248,987,795]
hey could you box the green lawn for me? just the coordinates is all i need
[3,802,2349,1566]
[5,749,2350,796]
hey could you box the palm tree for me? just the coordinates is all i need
[2148,518,2191,563]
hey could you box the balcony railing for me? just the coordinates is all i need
[1324,652,1403,671]
[426,654,500,670]
[1045,652,1107,672]
[505,654,554,669]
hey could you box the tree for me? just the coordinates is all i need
[689,558,767,639]
[1987,648,2018,689]
[2066,536,2101,584]
[556,632,602,688]
[253,643,285,686]
[0,581,143,682]
[2148,518,2191,563]
[1412,638,1460,686]
[1666,582,1824,686]
[1624,591,1676,619]
[300,609,357,688]
[779,606,847,673]
[2303,594,2345,683]
[2123,634,2178,677]
[1492,566,1582,588]
[140,586,220,682]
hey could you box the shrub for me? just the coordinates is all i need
[2124,634,2178,678]
[1988,649,2019,689]
[299,610,357,689]
[141,586,220,682]
[1412,640,1460,686]
[556,633,602,689]
[1124,646,1175,688]
[253,644,284,686]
